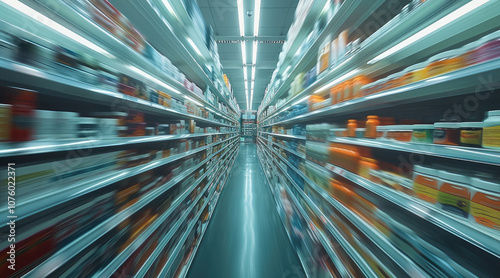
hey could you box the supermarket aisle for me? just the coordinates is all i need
[187,143,305,278]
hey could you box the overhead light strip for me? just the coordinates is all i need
[241,41,247,65]
[254,0,261,37]
[238,0,248,111]
[237,0,245,37]
[250,0,261,112]
[2,0,113,58]
[368,0,490,64]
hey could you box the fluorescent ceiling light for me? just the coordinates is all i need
[245,82,248,90]
[250,87,254,109]
[245,89,249,110]
[252,40,258,64]
[368,0,490,64]
[314,69,360,94]
[128,65,181,95]
[161,0,178,19]
[241,41,247,65]
[187,37,202,56]
[251,65,256,81]
[254,0,261,37]
[237,0,245,37]
[243,66,248,81]
[2,0,113,58]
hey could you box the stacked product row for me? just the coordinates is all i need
[258,0,499,127]
[257,0,499,276]
[0,0,240,277]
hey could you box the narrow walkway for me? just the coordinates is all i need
[187,143,305,278]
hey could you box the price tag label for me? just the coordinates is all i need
[326,163,345,176]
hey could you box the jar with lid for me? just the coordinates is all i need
[343,80,353,102]
[412,124,433,143]
[438,170,471,218]
[365,115,380,139]
[7,87,38,141]
[482,110,500,149]
[347,119,357,137]
[433,122,461,145]
[413,166,440,204]
[459,122,483,147]
[470,177,500,230]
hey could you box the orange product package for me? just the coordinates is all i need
[352,75,372,99]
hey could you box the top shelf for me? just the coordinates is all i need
[260,0,389,115]
[108,0,239,114]
[6,0,238,121]
[260,0,500,123]
[261,57,500,127]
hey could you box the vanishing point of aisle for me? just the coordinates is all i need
[187,143,306,278]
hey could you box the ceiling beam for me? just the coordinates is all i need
[215,35,285,42]
[222,60,277,69]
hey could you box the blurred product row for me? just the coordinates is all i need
[0,0,241,277]
[256,0,499,277]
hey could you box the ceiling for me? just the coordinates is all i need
[197,0,299,111]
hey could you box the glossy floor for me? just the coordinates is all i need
[187,143,305,278]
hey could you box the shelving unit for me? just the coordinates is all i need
[0,0,240,276]
[257,0,500,276]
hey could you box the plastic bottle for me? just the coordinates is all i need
[7,87,37,141]
[482,110,500,149]
[347,119,357,137]
[365,116,380,138]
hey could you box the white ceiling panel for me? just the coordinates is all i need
[197,0,297,110]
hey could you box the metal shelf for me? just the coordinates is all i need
[262,57,500,127]
[263,138,500,258]
[256,147,318,278]
[260,0,500,125]
[169,145,238,278]
[261,0,386,115]
[260,132,306,140]
[321,162,500,259]
[98,143,238,277]
[0,1,238,123]
[331,137,500,166]
[282,157,426,276]
[26,142,237,277]
[108,0,238,115]
[134,144,238,277]
[0,136,238,233]
[0,132,237,158]
[260,144,362,277]
[0,58,236,127]
[258,135,306,159]
[261,142,391,276]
